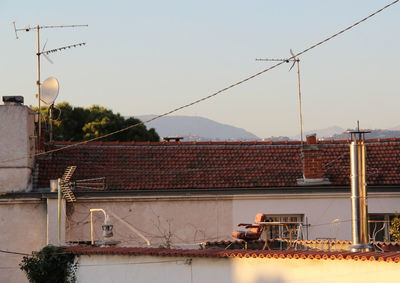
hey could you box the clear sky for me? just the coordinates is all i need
[0,1,399,138]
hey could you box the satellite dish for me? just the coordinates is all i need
[40,77,59,105]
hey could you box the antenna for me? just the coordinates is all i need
[41,76,59,142]
[256,49,304,144]
[40,77,59,105]
[13,22,88,149]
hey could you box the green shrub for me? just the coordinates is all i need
[389,216,400,242]
[20,245,78,283]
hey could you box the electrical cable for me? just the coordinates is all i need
[0,249,30,256]
[0,0,398,166]
[78,259,185,267]
[0,266,20,270]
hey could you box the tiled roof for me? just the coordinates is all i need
[204,239,400,252]
[66,246,400,263]
[36,138,400,190]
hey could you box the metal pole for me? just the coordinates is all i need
[36,25,41,148]
[296,60,304,145]
[91,211,94,245]
[90,209,108,245]
[360,141,369,244]
[348,130,372,252]
[49,105,53,142]
[57,178,61,244]
[350,140,361,247]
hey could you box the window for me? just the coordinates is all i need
[368,213,397,242]
[264,214,304,240]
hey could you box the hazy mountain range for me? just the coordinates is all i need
[137,115,259,141]
[137,115,400,141]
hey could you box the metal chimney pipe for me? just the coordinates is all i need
[347,127,372,252]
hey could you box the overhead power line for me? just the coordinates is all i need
[0,249,30,256]
[0,0,398,165]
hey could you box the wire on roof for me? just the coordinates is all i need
[0,249,30,256]
[0,0,398,165]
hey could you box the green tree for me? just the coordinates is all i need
[20,245,78,283]
[36,102,159,142]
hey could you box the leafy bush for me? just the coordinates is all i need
[20,245,78,283]
[389,216,400,241]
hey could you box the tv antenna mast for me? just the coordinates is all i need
[256,49,304,144]
[13,22,88,148]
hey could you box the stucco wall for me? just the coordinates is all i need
[1,191,399,283]
[0,104,35,192]
[66,192,400,246]
[233,192,400,241]
[66,196,233,246]
[0,199,47,283]
[75,254,400,283]
[233,193,352,240]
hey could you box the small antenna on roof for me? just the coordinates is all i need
[12,21,88,149]
[256,49,304,145]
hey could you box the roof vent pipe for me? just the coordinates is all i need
[346,124,372,252]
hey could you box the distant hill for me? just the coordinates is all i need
[268,125,400,141]
[291,126,345,140]
[137,115,259,141]
[134,115,400,141]
[330,129,400,140]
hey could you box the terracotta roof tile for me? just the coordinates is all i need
[66,246,400,263]
[36,139,400,190]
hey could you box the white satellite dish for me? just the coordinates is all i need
[40,77,59,105]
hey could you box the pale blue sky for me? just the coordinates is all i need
[0,1,399,138]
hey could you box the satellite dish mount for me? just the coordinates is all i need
[41,77,59,142]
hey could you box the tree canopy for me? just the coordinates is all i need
[37,102,159,142]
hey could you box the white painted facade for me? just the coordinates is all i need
[0,199,47,283]
[3,190,399,283]
[67,191,400,247]
[75,254,400,283]
[0,102,35,192]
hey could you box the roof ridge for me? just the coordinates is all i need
[66,246,400,263]
[48,137,400,147]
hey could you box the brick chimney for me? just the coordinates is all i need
[297,134,330,186]
[0,96,36,192]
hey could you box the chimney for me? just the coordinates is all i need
[297,134,330,186]
[3,95,24,105]
[0,96,36,192]
[347,128,372,252]
[162,136,184,142]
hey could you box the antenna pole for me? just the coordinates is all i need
[12,22,19,39]
[13,22,88,149]
[296,59,304,145]
[256,51,304,144]
[49,105,54,142]
[58,178,61,245]
[36,25,42,147]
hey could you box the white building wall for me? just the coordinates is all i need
[1,191,399,283]
[65,192,400,247]
[0,103,35,192]
[47,198,66,245]
[67,196,234,246]
[0,199,47,283]
[232,192,400,241]
[76,254,400,283]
